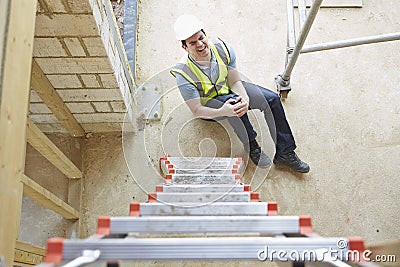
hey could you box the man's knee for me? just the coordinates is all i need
[261,90,280,108]
[262,89,279,102]
[247,82,280,103]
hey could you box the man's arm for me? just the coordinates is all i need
[186,69,249,119]
[185,97,238,119]
[176,72,239,119]
[227,68,249,117]
[227,69,249,102]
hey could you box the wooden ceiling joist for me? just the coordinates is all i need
[26,118,82,179]
[21,174,79,220]
[30,59,85,137]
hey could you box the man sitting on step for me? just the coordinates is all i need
[170,14,309,173]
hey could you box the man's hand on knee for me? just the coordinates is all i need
[218,98,241,117]
[233,96,249,117]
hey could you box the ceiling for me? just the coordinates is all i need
[30,0,135,135]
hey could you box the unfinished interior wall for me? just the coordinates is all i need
[19,0,135,254]
[80,132,146,237]
[20,134,83,248]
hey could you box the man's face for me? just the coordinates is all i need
[183,31,210,61]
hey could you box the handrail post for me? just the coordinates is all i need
[285,0,296,69]
[275,0,323,98]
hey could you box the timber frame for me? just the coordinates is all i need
[1,15,84,266]
[0,1,38,266]
[1,0,136,264]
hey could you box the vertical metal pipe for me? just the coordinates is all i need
[298,0,307,27]
[287,0,296,49]
[124,0,138,81]
[282,0,323,80]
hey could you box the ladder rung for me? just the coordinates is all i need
[46,237,363,262]
[156,184,250,193]
[129,202,277,216]
[166,174,241,184]
[167,157,241,164]
[97,216,305,235]
[160,157,244,175]
[173,169,240,174]
[148,192,259,203]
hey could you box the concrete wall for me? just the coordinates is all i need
[21,134,83,247]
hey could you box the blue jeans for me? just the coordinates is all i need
[204,81,296,154]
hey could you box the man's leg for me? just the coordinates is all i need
[205,95,271,168]
[242,81,310,173]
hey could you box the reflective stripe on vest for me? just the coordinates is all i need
[171,39,231,105]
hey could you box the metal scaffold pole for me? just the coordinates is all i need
[275,1,400,99]
[286,0,296,60]
[301,32,400,53]
[275,0,323,98]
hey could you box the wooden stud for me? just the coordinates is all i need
[26,118,83,179]
[14,240,45,266]
[15,240,45,257]
[0,1,37,266]
[66,137,83,238]
[21,174,79,219]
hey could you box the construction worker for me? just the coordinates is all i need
[171,14,310,173]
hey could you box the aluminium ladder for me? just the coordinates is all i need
[42,156,366,266]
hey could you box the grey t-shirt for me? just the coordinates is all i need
[175,40,237,101]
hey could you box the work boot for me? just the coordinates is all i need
[273,151,310,173]
[247,140,272,168]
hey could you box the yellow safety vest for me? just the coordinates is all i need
[171,39,231,105]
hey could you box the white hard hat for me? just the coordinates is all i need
[174,14,204,41]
